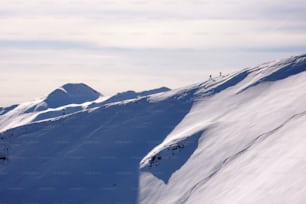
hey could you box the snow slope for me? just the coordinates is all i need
[140,54,306,204]
[1,54,306,203]
[0,90,189,204]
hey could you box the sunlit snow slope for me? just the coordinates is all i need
[1,54,306,204]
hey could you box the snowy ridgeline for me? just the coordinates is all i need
[0,84,171,132]
[1,54,306,203]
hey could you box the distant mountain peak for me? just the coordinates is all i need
[44,83,102,108]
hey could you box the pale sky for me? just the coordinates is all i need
[1,0,306,106]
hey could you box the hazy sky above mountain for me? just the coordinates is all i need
[1,0,306,106]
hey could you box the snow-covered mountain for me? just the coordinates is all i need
[1,54,306,204]
[0,84,170,132]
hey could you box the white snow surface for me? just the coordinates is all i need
[1,54,306,203]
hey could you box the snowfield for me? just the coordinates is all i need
[1,54,306,204]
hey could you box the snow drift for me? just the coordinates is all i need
[1,54,306,204]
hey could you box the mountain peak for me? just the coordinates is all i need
[44,83,102,108]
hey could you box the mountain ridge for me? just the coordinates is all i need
[0,85,171,133]
[1,53,306,204]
